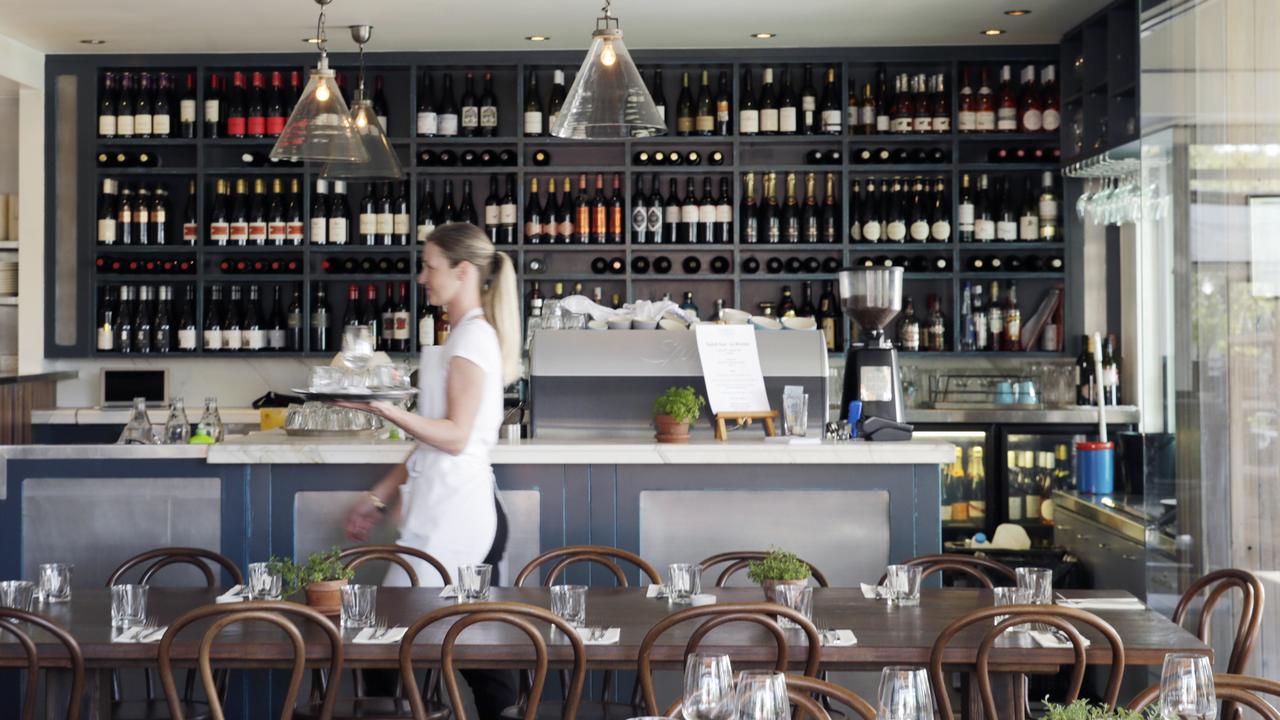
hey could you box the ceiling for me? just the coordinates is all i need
[0,0,1108,54]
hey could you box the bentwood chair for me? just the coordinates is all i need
[399,602,588,720]
[340,545,453,587]
[512,546,659,720]
[928,605,1126,720]
[636,602,823,715]
[877,553,1018,589]
[1170,569,1266,720]
[1128,672,1280,720]
[698,551,831,587]
[0,608,86,720]
[108,547,244,720]
[157,601,344,720]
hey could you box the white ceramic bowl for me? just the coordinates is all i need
[750,316,783,331]
[631,318,659,330]
[658,318,687,331]
[720,308,751,325]
[587,319,609,331]
[607,316,634,330]
[782,316,817,331]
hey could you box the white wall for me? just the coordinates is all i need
[45,357,316,407]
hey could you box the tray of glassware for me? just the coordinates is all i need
[292,356,416,402]
[284,402,381,435]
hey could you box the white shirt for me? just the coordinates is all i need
[395,307,503,583]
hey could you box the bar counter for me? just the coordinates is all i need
[0,436,952,598]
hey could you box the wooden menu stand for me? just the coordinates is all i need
[714,411,779,441]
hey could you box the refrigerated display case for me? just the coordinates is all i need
[915,429,992,541]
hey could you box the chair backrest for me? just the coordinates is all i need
[1127,672,1280,720]
[107,546,244,587]
[399,601,587,720]
[786,675,877,720]
[1173,568,1265,674]
[514,545,661,587]
[339,544,452,587]
[928,605,1125,720]
[699,551,831,588]
[636,602,822,715]
[877,553,1018,589]
[157,601,344,720]
[0,608,85,720]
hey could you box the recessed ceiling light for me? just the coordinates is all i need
[525,35,550,42]
[750,32,777,39]
[1004,9,1031,16]
[302,37,322,43]
[981,28,1006,36]
[79,39,106,45]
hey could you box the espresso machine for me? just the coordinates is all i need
[838,267,913,440]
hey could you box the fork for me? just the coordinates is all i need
[138,617,159,642]
[370,615,389,641]
[588,626,606,642]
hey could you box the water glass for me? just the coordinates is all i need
[0,580,36,611]
[783,392,809,437]
[341,325,376,369]
[248,562,282,600]
[877,666,937,720]
[550,584,588,628]
[111,584,149,628]
[340,584,377,628]
[992,587,1032,630]
[734,670,788,720]
[37,563,73,603]
[1160,653,1217,720]
[667,563,701,605]
[683,653,734,720]
[1016,567,1054,605]
[772,584,813,629]
[310,365,344,391]
[457,564,493,601]
[886,565,923,606]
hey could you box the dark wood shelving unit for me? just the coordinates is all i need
[48,45,1077,359]
[1060,0,1140,162]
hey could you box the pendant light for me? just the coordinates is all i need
[550,0,665,139]
[269,0,367,163]
[321,25,404,180]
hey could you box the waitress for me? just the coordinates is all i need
[340,222,520,718]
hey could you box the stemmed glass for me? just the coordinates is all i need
[341,325,375,369]
[682,653,734,720]
[877,666,937,720]
[1160,653,1217,720]
[734,671,788,720]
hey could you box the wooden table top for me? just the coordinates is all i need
[0,587,1209,671]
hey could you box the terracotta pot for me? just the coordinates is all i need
[304,579,348,616]
[761,578,808,603]
[654,415,692,443]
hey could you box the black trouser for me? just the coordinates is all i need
[366,496,518,720]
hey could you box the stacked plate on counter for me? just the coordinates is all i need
[0,261,17,296]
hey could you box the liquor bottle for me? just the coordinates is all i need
[311,285,331,352]
[1038,171,1059,240]
[438,74,459,137]
[548,69,567,130]
[608,173,624,244]
[739,68,759,136]
[575,174,592,244]
[929,178,951,242]
[524,178,543,244]
[523,70,543,137]
[1019,176,1039,241]
[777,68,798,135]
[800,172,820,244]
[996,65,1017,132]
[675,71,695,136]
[975,67,995,132]
[698,177,716,245]
[896,298,920,351]
[591,174,608,244]
[679,291,700,320]
[996,178,1017,242]
[650,69,667,128]
[329,181,350,245]
[556,176,574,243]
[680,177,698,244]
[1041,66,1061,133]
[417,71,438,136]
[695,69,715,136]
[714,70,731,135]
[1018,65,1042,132]
[631,175,648,244]
[759,67,779,135]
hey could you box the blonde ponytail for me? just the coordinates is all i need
[426,222,522,386]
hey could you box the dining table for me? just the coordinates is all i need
[6,586,1211,720]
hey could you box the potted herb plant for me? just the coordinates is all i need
[747,549,812,603]
[1042,699,1158,720]
[653,386,706,443]
[268,547,355,616]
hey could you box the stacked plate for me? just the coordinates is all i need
[0,261,17,296]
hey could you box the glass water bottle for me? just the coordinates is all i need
[163,398,191,444]
[117,397,154,445]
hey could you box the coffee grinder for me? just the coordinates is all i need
[838,267,914,440]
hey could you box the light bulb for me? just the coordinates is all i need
[600,40,616,67]
[355,110,367,128]
[315,82,330,102]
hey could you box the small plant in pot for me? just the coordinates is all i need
[653,386,706,443]
[1042,699,1158,720]
[747,549,811,603]
[268,547,354,616]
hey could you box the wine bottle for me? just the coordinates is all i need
[1018,65,1042,132]
[800,172,819,244]
[575,174,591,244]
[663,178,681,245]
[329,180,350,245]
[680,177,698,244]
[1041,66,1061,133]
[479,71,499,136]
[715,177,733,244]
[698,177,716,244]
[762,172,781,244]
[996,177,1018,242]
[799,64,817,134]
[358,183,378,245]
[459,71,479,137]
[820,172,838,244]
[555,177,573,243]
[98,72,118,138]
[134,72,154,138]
[974,174,995,242]
[525,177,543,244]
[715,70,731,135]
[694,69,714,136]
[976,67,996,132]
[778,68,798,135]
[739,68,759,136]
[848,178,863,242]
[417,179,437,243]
[246,71,266,137]
[820,66,842,134]
[996,65,1017,132]
[650,69,667,128]
[1038,171,1059,240]
[312,285,331,352]
[741,172,759,244]
[523,70,543,137]
[759,67,778,134]
[676,71,695,136]
[933,73,951,133]
[646,172,664,244]
[909,178,930,243]
[591,174,608,244]
[438,74,459,136]
[930,178,951,242]
[631,175,648,244]
[548,69,567,130]
[782,171,800,243]
[417,71,438,136]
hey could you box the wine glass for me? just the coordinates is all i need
[734,671,788,720]
[1160,653,1217,720]
[341,325,375,369]
[877,666,937,720]
[682,653,734,720]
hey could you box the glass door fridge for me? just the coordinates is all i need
[999,427,1093,544]
[915,429,993,544]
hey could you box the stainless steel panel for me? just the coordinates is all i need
[21,476,221,587]
[906,406,1141,425]
[530,330,829,377]
[637,490,890,587]
[293,490,541,585]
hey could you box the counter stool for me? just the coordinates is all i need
[0,607,85,720]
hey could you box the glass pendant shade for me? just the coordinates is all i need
[551,28,666,139]
[269,59,368,163]
[321,99,403,180]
